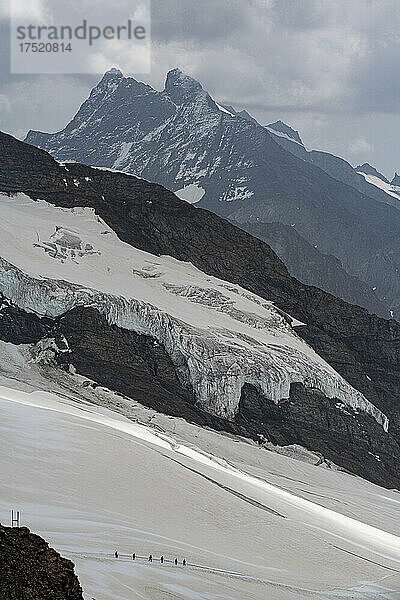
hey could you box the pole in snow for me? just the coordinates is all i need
[11,510,20,527]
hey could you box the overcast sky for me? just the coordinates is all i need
[1,0,399,177]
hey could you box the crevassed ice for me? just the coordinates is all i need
[0,193,389,432]
[0,267,389,433]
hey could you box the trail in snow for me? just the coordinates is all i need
[1,384,400,566]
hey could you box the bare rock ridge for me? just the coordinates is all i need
[356,162,390,183]
[266,120,303,145]
[392,172,400,186]
[0,523,83,600]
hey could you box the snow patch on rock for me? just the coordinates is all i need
[174,183,205,204]
[357,171,400,201]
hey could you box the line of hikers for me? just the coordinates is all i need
[114,551,186,566]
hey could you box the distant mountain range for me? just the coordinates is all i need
[262,120,400,208]
[25,68,400,320]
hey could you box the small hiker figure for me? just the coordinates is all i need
[114,551,119,558]
[182,559,186,566]
[148,554,153,562]
[132,553,136,560]
[160,555,164,564]
[174,558,178,566]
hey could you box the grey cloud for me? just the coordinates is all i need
[0,0,399,175]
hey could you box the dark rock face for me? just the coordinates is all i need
[0,524,83,600]
[266,120,303,144]
[1,132,400,488]
[392,172,400,186]
[50,309,400,488]
[51,307,242,431]
[232,221,389,318]
[237,383,400,489]
[0,293,52,344]
[24,69,400,318]
[0,295,247,436]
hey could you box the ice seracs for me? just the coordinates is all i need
[0,192,389,431]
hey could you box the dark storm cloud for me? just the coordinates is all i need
[149,0,400,115]
[151,0,250,42]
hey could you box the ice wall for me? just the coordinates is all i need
[0,257,389,432]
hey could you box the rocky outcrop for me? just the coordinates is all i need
[0,288,399,487]
[49,310,400,488]
[0,524,83,600]
[0,292,52,343]
[266,120,303,144]
[237,383,400,489]
[392,172,400,186]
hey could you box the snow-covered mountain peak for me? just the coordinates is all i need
[266,120,304,145]
[356,162,389,184]
[164,68,209,105]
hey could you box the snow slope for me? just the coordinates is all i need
[1,384,400,600]
[357,171,400,201]
[0,192,388,428]
[265,125,308,149]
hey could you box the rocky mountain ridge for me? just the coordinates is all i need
[0,523,83,600]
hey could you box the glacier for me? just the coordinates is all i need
[0,192,389,431]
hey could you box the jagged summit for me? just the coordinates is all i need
[267,120,303,145]
[93,67,125,95]
[237,109,259,124]
[391,172,400,186]
[105,67,123,77]
[97,67,124,86]
[24,68,400,320]
[356,162,389,183]
[164,68,206,104]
